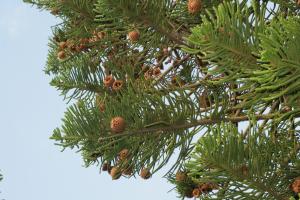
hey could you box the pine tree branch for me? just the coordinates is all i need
[103,113,281,139]
[213,163,288,200]
[53,82,103,93]
[242,102,272,139]
[215,163,287,200]
[151,55,190,86]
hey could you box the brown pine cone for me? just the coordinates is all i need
[110,166,122,180]
[188,0,202,14]
[112,80,124,91]
[119,149,129,160]
[199,182,217,193]
[192,188,201,198]
[103,75,115,88]
[59,41,67,49]
[57,51,66,60]
[291,177,300,193]
[110,116,126,133]
[128,30,140,42]
[140,168,151,179]
[102,162,111,171]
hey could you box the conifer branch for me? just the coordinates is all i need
[152,55,190,86]
[24,0,300,198]
[104,113,280,139]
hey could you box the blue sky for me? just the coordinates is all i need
[0,1,177,199]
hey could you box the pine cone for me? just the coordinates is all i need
[188,0,202,14]
[199,183,216,193]
[59,41,67,49]
[192,188,201,198]
[57,51,66,60]
[110,166,122,180]
[112,80,124,91]
[104,75,115,88]
[140,168,151,179]
[110,116,126,133]
[102,162,111,171]
[128,30,140,42]
[119,149,129,160]
[291,177,300,193]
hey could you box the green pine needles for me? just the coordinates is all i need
[170,122,299,199]
[24,0,300,199]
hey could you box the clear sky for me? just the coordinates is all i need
[0,1,178,199]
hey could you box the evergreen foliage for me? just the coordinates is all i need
[24,0,300,199]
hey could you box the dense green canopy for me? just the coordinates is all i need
[24,0,300,199]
